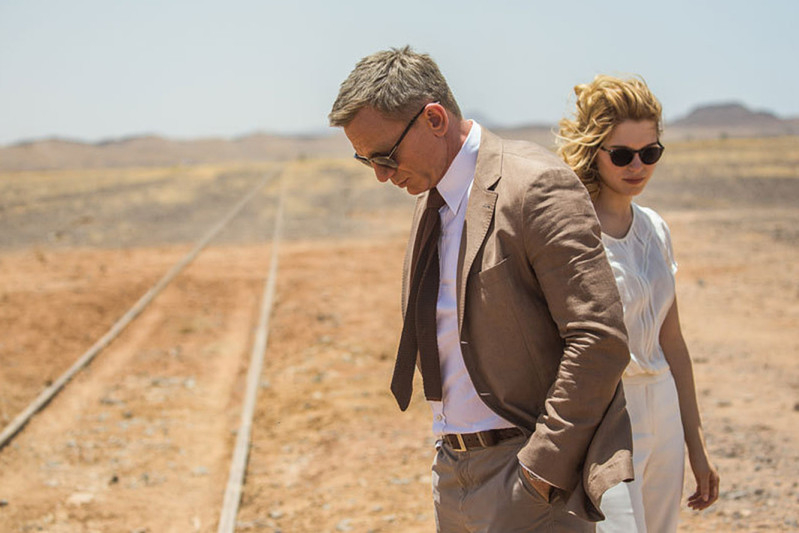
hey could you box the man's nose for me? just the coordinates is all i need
[373,164,396,183]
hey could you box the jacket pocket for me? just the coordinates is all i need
[478,256,512,287]
[469,256,553,398]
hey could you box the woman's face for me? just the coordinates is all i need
[596,119,660,199]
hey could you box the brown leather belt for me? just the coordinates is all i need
[442,427,524,452]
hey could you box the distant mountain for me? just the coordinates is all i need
[666,102,798,139]
[2,102,797,171]
[0,132,353,172]
[493,124,557,148]
[494,102,799,144]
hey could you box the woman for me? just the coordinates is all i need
[557,75,719,532]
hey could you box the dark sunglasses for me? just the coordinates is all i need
[600,141,665,167]
[353,103,432,169]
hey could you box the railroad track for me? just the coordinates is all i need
[0,170,286,531]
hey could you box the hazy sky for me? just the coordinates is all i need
[1,0,797,145]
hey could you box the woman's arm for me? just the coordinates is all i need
[660,296,720,510]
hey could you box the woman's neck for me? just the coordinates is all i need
[594,190,634,239]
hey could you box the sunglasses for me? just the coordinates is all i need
[353,103,432,169]
[600,141,665,167]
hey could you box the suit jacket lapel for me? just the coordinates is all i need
[402,193,427,317]
[457,129,502,332]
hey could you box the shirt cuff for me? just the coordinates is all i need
[520,462,562,490]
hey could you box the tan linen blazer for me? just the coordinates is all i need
[401,129,634,521]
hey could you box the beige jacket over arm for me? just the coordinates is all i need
[402,129,634,521]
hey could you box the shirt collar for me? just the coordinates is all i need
[435,121,481,216]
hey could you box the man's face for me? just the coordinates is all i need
[343,106,443,195]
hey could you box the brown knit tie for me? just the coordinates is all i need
[391,188,446,411]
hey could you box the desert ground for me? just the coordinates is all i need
[0,136,797,532]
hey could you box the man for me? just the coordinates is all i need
[329,46,633,532]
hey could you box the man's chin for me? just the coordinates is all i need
[405,184,427,196]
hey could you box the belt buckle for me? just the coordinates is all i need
[453,433,467,452]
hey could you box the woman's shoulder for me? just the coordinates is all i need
[632,203,670,235]
[632,203,677,269]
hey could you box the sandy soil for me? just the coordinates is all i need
[0,141,797,531]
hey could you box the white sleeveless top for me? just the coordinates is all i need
[601,203,677,377]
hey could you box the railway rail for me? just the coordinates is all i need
[0,170,285,531]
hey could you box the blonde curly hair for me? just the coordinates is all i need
[557,75,662,199]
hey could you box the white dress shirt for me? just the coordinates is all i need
[428,121,515,437]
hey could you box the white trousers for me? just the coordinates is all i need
[598,371,685,533]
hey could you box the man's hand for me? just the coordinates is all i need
[522,468,552,502]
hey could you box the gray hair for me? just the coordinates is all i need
[329,46,462,127]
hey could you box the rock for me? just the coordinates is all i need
[66,492,95,506]
[723,489,749,500]
[191,466,209,476]
[100,396,123,405]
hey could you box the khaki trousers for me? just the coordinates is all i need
[432,435,594,532]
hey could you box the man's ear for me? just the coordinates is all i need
[424,103,449,137]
